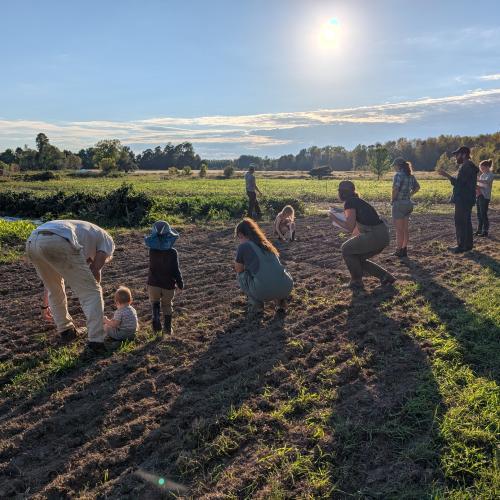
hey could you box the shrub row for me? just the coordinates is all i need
[0,184,304,227]
[0,184,152,226]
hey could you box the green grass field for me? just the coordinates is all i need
[2,172,498,205]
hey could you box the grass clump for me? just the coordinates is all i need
[0,219,35,262]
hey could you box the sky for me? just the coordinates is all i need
[0,0,499,158]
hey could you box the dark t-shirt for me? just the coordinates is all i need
[344,196,383,226]
[235,241,260,275]
[148,248,184,290]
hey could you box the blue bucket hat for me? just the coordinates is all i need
[144,220,179,250]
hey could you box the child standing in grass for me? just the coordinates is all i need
[145,220,184,334]
[104,286,138,340]
[273,205,296,241]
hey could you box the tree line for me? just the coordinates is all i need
[0,131,497,173]
[232,132,499,172]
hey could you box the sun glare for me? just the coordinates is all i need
[318,18,341,48]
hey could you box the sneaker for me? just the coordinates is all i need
[480,232,489,237]
[449,246,466,254]
[85,342,107,354]
[475,230,482,236]
[60,327,78,342]
[393,248,404,257]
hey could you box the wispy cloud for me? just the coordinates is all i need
[479,74,500,81]
[0,88,499,156]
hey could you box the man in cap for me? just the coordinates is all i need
[245,164,262,219]
[26,219,115,352]
[438,146,479,253]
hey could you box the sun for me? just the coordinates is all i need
[318,17,341,48]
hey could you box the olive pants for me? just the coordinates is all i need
[341,222,392,282]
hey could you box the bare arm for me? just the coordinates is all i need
[89,250,108,282]
[104,317,120,328]
[329,208,357,233]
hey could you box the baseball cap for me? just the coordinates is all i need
[451,146,471,156]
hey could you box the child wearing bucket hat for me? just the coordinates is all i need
[145,220,184,334]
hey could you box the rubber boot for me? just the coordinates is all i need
[152,302,162,333]
[163,315,173,334]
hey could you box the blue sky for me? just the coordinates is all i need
[0,0,499,157]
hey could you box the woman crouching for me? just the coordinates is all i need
[235,218,293,315]
[329,181,395,290]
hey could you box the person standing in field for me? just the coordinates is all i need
[145,220,184,334]
[329,181,395,290]
[26,219,115,353]
[391,157,420,257]
[438,146,479,253]
[234,218,293,315]
[245,164,262,219]
[476,159,494,237]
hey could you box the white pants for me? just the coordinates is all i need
[26,233,105,342]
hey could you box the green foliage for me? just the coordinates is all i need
[168,166,179,176]
[0,183,153,226]
[435,152,456,173]
[223,163,235,178]
[368,145,391,179]
[0,219,35,257]
[199,163,208,177]
[98,157,117,174]
[23,170,60,181]
[183,166,192,176]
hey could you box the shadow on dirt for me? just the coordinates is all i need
[0,309,288,497]
[408,260,499,384]
[328,287,444,498]
[106,313,288,497]
[464,250,500,278]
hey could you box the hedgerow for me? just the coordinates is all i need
[0,183,304,227]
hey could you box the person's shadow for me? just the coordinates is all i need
[0,311,287,498]
[405,259,499,384]
[100,312,288,497]
[327,287,444,497]
[464,250,500,278]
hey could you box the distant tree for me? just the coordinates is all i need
[0,160,9,174]
[236,155,262,169]
[352,144,368,170]
[168,166,179,176]
[368,145,391,179]
[223,163,235,178]
[35,133,49,152]
[0,148,16,164]
[309,165,332,179]
[38,144,64,170]
[77,148,96,169]
[93,139,122,166]
[199,163,208,177]
[18,147,38,171]
[183,166,192,176]
[117,146,137,172]
[435,153,456,173]
[98,157,117,174]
